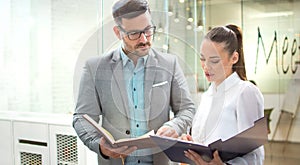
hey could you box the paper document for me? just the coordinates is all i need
[83,114,156,149]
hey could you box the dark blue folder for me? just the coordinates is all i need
[150,116,268,164]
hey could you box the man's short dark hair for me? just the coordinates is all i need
[112,0,150,25]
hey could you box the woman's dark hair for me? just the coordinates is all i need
[205,24,247,80]
[112,0,149,25]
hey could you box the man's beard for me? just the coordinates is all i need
[124,42,152,57]
[135,42,151,49]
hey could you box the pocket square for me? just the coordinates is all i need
[152,81,168,87]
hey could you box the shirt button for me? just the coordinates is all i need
[126,130,130,135]
[135,105,137,109]
[136,124,139,127]
[138,160,141,163]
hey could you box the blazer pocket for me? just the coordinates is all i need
[152,81,168,87]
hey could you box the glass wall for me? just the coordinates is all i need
[150,0,207,95]
[0,0,299,114]
[243,0,300,93]
[0,0,100,113]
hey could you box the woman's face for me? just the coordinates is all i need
[200,39,238,86]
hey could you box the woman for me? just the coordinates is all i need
[183,25,264,165]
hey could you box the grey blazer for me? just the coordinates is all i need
[73,48,195,165]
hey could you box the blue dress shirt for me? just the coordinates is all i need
[120,48,153,165]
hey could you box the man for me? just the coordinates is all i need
[73,0,195,164]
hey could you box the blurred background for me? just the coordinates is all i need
[0,0,300,164]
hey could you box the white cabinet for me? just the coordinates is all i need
[13,121,49,165]
[49,125,86,165]
[0,120,14,165]
[0,112,97,165]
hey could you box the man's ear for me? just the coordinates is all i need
[113,26,122,40]
[232,51,239,64]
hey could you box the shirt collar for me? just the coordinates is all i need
[209,72,241,94]
[119,46,148,66]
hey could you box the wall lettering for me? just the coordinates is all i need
[255,27,300,74]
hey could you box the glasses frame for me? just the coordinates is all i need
[118,25,156,40]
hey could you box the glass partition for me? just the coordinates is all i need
[0,0,100,113]
[242,0,300,93]
[0,0,299,114]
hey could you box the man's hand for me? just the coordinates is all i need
[156,125,179,138]
[99,137,137,159]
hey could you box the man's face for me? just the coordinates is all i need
[117,11,154,57]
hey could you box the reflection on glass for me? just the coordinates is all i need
[1,0,298,114]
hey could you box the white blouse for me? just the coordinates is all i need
[192,72,265,165]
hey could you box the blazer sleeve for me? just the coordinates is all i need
[72,57,102,156]
[163,56,196,135]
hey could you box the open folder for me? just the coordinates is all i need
[83,114,156,149]
[150,116,268,164]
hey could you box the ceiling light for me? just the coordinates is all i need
[250,11,293,18]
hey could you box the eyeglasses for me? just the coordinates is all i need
[118,26,156,40]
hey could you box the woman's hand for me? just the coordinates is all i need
[184,150,224,165]
[180,133,193,141]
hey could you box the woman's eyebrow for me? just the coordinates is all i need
[200,54,220,59]
[209,56,221,59]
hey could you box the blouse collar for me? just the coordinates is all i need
[208,72,241,95]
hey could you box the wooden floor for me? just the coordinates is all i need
[264,141,300,165]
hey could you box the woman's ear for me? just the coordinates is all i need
[232,51,239,64]
[113,26,122,40]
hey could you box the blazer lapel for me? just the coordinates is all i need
[144,50,158,123]
[111,49,130,118]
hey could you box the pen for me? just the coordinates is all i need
[187,126,191,135]
[120,155,125,165]
[180,126,191,165]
